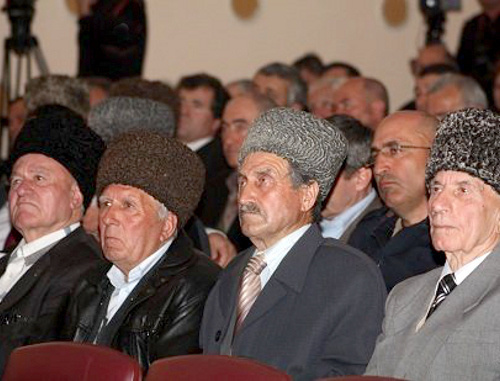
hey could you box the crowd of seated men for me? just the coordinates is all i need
[0,2,499,379]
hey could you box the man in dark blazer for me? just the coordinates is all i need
[366,109,500,380]
[348,111,444,291]
[320,115,382,243]
[201,108,387,380]
[175,73,231,226]
[64,131,220,371]
[0,107,105,375]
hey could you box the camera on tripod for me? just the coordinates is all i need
[3,0,36,54]
[420,0,461,44]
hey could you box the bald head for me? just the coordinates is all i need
[332,77,389,130]
[372,111,438,225]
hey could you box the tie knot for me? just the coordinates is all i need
[439,273,457,295]
[246,253,267,275]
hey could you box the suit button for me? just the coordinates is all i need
[215,330,221,342]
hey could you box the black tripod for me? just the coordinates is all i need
[0,34,49,158]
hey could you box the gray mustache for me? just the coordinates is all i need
[239,202,261,215]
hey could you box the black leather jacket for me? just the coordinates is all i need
[63,232,220,370]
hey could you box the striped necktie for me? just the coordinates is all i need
[427,273,457,319]
[234,252,267,334]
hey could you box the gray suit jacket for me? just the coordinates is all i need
[366,242,500,380]
[201,224,387,380]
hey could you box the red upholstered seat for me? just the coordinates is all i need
[145,354,291,381]
[3,342,142,381]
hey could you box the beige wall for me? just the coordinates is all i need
[0,0,480,110]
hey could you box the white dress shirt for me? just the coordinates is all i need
[105,237,174,322]
[186,137,213,152]
[0,223,80,302]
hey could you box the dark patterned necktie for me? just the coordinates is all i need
[427,273,457,319]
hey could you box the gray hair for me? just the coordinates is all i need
[239,89,278,113]
[88,96,175,143]
[327,115,373,176]
[25,75,90,118]
[429,73,488,109]
[256,63,307,108]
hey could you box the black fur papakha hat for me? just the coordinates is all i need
[425,108,500,194]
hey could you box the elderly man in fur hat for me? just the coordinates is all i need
[0,106,105,376]
[63,131,220,370]
[201,108,387,379]
[366,109,500,380]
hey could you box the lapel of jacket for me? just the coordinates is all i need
[238,224,323,333]
[0,252,11,277]
[397,242,500,377]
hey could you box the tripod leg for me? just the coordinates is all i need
[15,53,22,99]
[31,45,49,76]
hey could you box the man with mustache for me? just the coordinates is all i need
[366,108,500,379]
[0,107,105,376]
[348,111,444,291]
[201,108,386,379]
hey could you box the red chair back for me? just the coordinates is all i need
[3,342,142,381]
[146,355,290,381]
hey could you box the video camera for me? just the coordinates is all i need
[420,0,460,44]
[2,0,36,54]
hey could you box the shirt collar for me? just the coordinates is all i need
[15,223,80,260]
[321,188,376,239]
[185,136,214,152]
[107,237,174,289]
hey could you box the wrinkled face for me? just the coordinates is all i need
[253,74,289,106]
[415,73,440,111]
[221,97,260,168]
[9,154,81,242]
[99,184,173,274]
[177,87,219,143]
[332,80,374,128]
[429,171,500,258]
[372,115,432,217]
[308,85,335,118]
[238,152,313,249]
[426,85,465,120]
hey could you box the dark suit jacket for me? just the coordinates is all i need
[195,137,231,227]
[348,206,444,291]
[201,224,387,380]
[0,227,103,375]
[366,243,500,380]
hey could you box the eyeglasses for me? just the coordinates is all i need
[369,142,430,165]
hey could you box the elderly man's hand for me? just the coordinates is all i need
[208,232,237,268]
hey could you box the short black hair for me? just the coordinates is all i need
[293,53,324,75]
[324,62,361,77]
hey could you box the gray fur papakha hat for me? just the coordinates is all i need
[239,107,348,202]
[425,108,500,194]
[96,130,205,228]
[88,96,175,143]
